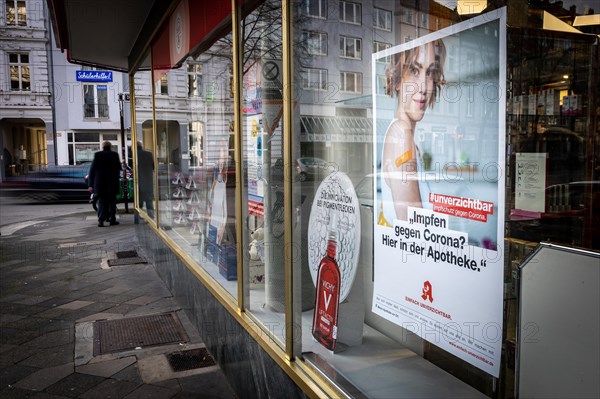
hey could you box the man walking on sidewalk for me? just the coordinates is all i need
[88,141,121,227]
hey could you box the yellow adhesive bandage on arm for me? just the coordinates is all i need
[394,149,414,168]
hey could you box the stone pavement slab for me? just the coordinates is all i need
[76,356,136,378]
[79,378,140,399]
[122,383,178,399]
[1,211,238,398]
[44,372,105,397]
[13,362,74,391]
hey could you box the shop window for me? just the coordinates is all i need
[5,0,26,26]
[83,84,109,118]
[302,30,327,56]
[74,133,100,142]
[339,71,361,93]
[154,34,237,298]
[302,68,327,90]
[303,0,326,19]
[8,53,29,91]
[132,54,156,221]
[68,132,101,164]
[373,7,392,31]
[339,36,361,59]
[292,3,517,398]
[241,0,287,347]
[339,1,361,25]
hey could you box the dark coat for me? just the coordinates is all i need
[136,146,154,195]
[88,149,121,197]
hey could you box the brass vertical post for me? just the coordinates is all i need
[282,0,294,361]
[231,0,245,310]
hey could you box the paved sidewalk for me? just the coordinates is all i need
[0,210,237,398]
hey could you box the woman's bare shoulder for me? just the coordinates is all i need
[384,119,412,142]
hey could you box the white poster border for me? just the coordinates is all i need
[371,7,507,377]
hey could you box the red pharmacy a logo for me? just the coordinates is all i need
[421,280,434,303]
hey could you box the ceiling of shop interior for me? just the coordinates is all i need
[48,0,164,71]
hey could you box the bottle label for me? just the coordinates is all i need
[312,257,340,351]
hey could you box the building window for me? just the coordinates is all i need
[303,0,326,19]
[340,36,361,59]
[155,74,168,95]
[83,84,109,118]
[405,10,413,24]
[373,41,391,63]
[228,64,234,98]
[188,121,204,168]
[188,63,203,97]
[339,1,361,25]
[373,7,392,31]
[340,71,361,93]
[421,13,429,28]
[9,53,29,91]
[302,68,327,90]
[302,31,327,56]
[376,74,387,95]
[5,0,26,26]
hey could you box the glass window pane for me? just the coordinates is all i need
[241,0,286,348]
[97,85,108,117]
[17,0,26,25]
[292,2,517,397]
[75,133,100,142]
[133,54,156,222]
[5,0,15,25]
[154,29,237,298]
[10,65,19,90]
[20,66,30,90]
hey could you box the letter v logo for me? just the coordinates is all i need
[323,290,332,311]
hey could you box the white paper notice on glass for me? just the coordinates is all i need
[515,153,547,212]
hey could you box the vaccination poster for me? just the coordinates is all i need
[371,9,506,377]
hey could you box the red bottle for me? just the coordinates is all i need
[312,227,341,351]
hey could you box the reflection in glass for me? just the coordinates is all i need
[153,32,238,298]
[133,55,156,222]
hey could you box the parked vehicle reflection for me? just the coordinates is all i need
[1,163,133,204]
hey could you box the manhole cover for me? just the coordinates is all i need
[93,313,188,355]
[167,348,215,372]
[107,257,147,266]
[116,250,138,258]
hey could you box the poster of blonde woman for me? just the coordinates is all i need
[371,9,506,377]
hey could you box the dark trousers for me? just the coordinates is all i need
[139,190,154,218]
[98,195,117,223]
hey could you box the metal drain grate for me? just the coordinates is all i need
[167,348,215,372]
[93,312,189,355]
[107,257,147,266]
[116,250,138,258]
